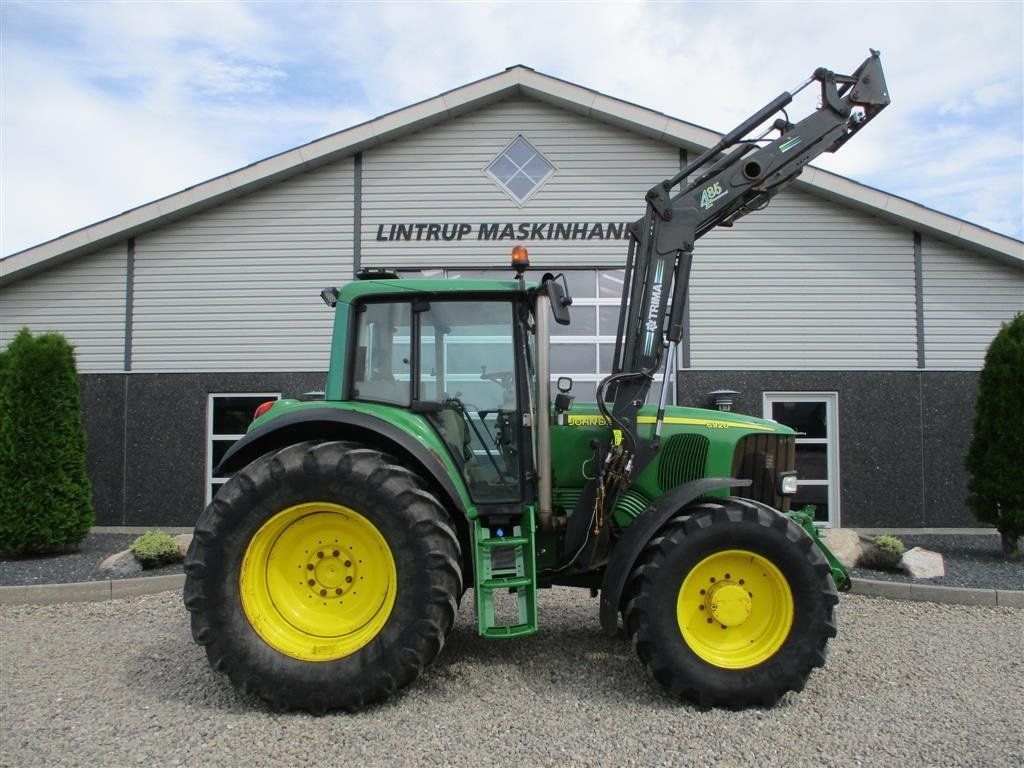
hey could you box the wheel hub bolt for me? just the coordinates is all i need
[303,543,358,598]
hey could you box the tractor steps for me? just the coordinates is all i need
[472,507,538,638]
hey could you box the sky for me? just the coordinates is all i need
[1,0,1022,258]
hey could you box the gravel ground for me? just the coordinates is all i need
[1,588,1022,767]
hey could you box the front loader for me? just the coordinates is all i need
[184,51,889,711]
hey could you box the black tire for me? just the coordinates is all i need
[623,497,838,709]
[183,440,463,712]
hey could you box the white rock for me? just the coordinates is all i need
[820,528,862,569]
[173,533,193,556]
[99,549,143,577]
[901,547,945,579]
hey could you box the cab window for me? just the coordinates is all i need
[351,302,411,406]
[418,301,523,504]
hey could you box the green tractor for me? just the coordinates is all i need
[184,52,889,711]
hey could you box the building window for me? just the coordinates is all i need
[485,135,555,204]
[207,393,281,504]
[443,268,675,402]
[763,392,840,526]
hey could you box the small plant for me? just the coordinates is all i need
[131,530,183,569]
[861,534,905,571]
[874,535,905,554]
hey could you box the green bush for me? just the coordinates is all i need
[0,329,93,555]
[965,313,1024,559]
[874,535,905,555]
[861,534,904,571]
[130,530,184,568]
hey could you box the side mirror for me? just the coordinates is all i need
[540,273,572,326]
[320,287,340,308]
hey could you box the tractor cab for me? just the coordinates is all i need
[344,283,536,510]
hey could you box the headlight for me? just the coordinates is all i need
[779,471,798,495]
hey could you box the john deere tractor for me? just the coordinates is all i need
[184,51,889,711]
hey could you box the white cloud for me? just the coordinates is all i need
[1,0,1021,255]
[0,50,249,254]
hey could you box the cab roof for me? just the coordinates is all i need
[338,277,529,302]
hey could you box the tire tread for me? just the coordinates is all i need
[622,498,838,708]
[183,440,462,712]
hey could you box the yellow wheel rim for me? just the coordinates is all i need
[240,502,397,662]
[676,549,794,669]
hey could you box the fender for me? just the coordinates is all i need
[598,477,751,636]
[215,407,467,518]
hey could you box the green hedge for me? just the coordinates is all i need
[966,313,1024,558]
[0,329,94,555]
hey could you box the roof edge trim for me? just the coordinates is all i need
[2,65,1021,287]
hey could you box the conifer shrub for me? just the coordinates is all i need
[130,530,184,568]
[965,314,1024,559]
[0,329,94,555]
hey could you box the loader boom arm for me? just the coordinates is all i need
[606,50,888,462]
[562,50,889,567]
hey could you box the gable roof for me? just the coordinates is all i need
[2,64,1021,287]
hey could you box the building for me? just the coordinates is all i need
[1,66,1021,529]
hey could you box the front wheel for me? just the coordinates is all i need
[183,440,463,712]
[623,498,838,708]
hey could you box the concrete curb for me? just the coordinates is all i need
[850,577,1023,608]
[2,571,1020,609]
[0,573,185,606]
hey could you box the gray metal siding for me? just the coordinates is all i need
[688,190,918,369]
[131,160,354,371]
[921,236,1024,369]
[0,243,126,372]
[361,96,677,269]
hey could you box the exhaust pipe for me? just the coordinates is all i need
[535,291,553,533]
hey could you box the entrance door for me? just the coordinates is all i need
[763,393,840,527]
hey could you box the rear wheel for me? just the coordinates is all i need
[623,498,837,708]
[183,440,462,712]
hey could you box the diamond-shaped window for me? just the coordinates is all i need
[485,136,555,204]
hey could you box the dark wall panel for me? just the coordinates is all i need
[921,372,979,527]
[80,374,126,526]
[78,369,981,528]
[678,370,977,528]
[80,372,326,527]
[831,372,923,527]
